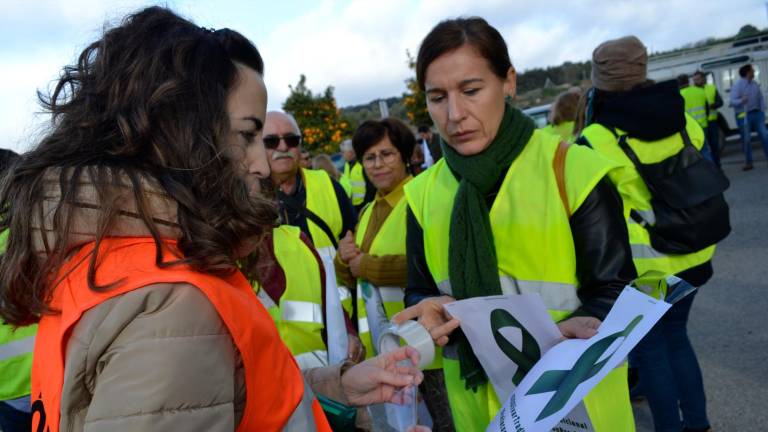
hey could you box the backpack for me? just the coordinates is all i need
[617,129,731,254]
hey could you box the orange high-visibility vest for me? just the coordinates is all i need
[31,237,331,432]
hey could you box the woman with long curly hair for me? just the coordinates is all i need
[0,7,422,432]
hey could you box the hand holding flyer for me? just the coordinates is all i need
[445,287,671,432]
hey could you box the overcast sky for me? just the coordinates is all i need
[1,0,763,152]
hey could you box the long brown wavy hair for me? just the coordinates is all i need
[0,7,277,326]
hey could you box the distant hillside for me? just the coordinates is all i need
[340,24,765,120]
[340,97,408,130]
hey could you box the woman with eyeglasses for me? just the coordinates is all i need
[0,7,427,432]
[335,118,415,353]
[393,17,638,431]
[334,118,453,430]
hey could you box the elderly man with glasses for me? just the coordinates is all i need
[262,110,362,364]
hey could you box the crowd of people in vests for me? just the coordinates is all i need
[0,6,732,432]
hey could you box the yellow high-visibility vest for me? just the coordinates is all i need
[680,86,708,128]
[704,84,719,122]
[342,161,366,206]
[405,130,634,432]
[0,230,36,401]
[254,225,328,370]
[302,168,353,317]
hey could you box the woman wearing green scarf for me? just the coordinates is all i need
[393,17,638,432]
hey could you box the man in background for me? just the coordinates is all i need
[729,64,768,170]
[416,124,441,170]
[693,71,724,168]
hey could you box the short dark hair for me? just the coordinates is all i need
[739,64,753,77]
[417,124,432,134]
[677,74,690,87]
[693,70,705,78]
[352,118,415,166]
[416,17,511,90]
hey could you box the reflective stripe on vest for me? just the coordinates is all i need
[294,350,330,370]
[437,277,581,314]
[580,118,716,289]
[32,238,331,432]
[357,315,370,334]
[255,226,330,370]
[379,286,405,303]
[0,335,35,362]
[631,244,666,259]
[338,175,353,198]
[282,300,324,324]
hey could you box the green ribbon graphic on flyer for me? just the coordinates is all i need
[526,315,644,421]
[490,308,542,386]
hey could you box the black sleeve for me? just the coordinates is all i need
[570,178,637,320]
[713,90,724,110]
[405,207,441,307]
[331,178,358,238]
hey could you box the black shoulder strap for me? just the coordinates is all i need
[679,128,695,150]
[574,135,592,148]
[615,135,652,226]
[616,134,643,170]
[278,191,339,249]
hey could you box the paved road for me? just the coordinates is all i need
[633,137,768,431]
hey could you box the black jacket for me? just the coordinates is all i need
[277,172,357,244]
[587,80,713,286]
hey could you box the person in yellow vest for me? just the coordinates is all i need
[254,225,364,369]
[541,89,581,143]
[678,74,714,162]
[578,36,714,432]
[0,8,425,431]
[0,150,36,432]
[693,71,724,168]
[394,17,638,432]
[312,153,352,196]
[334,118,454,430]
[340,139,374,211]
[264,110,361,365]
[300,149,312,168]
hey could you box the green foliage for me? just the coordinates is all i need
[737,24,760,39]
[282,74,351,154]
[340,97,408,131]
[516,61,592,94]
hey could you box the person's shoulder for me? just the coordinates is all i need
[71,283,229,349]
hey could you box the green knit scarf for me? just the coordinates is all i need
[442,104,535,390]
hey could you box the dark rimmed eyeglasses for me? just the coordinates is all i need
[263,134,301,150]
